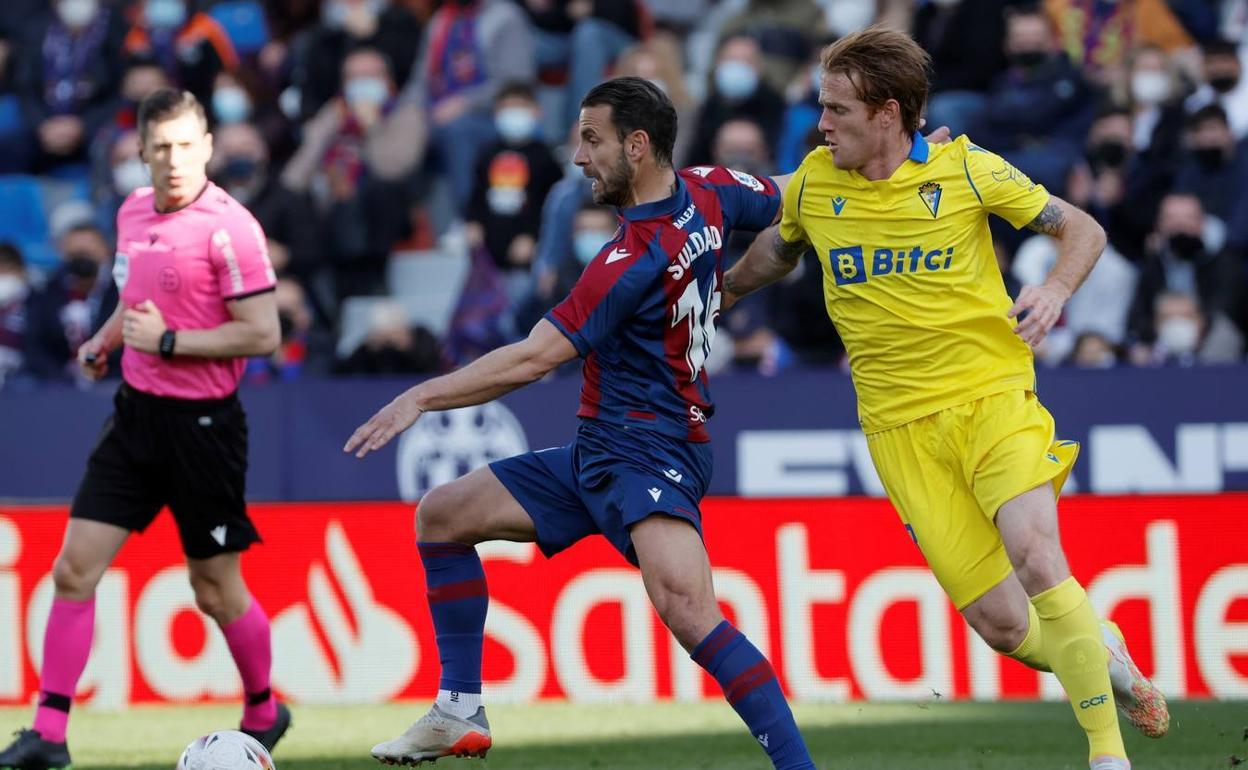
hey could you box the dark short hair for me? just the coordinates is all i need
[496,80,537,105]
[1186,103,1230,131]
[820,25,931,136]
[137,88,207,141]
[0,242,24,270]
[580,77,677,167]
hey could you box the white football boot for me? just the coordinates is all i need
[371,704,491,766]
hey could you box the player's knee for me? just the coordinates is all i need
[969,609,1028,653]
[649,579,716,642]
[51,554,99,598]
[416,483,464,542]
[189,574,227,621]
[1011,536,1068,591]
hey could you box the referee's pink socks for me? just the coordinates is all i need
[222,598,277,731]
[33,596,95,743]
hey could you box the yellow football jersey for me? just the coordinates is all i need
[780,134,1050,433]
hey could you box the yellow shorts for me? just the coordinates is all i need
[866,389,1078,610]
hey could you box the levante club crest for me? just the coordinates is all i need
[918,181,942,218]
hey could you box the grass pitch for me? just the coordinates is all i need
[2,700,1244,769]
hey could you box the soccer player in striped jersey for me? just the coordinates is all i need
[347,77,815,769]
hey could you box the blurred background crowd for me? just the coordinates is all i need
[0,0,1244,391]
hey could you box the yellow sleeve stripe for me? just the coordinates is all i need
[962,158,983,205]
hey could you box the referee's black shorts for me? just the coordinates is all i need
[71,382,261,559]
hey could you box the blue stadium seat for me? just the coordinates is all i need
[0,176,49,245]
[210,0,270,56]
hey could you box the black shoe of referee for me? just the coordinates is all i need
[241,701,292,753]
[0,728,71,770]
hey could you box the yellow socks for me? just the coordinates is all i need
[1005,601,1051,673]
[1032,577,1125,761]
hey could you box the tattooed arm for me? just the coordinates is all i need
[1008,195,1107,347]
[722,226,809,311]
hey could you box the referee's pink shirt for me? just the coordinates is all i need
[113,183,277,399]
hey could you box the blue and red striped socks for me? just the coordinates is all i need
[691,620,814,770]
[419,542,488,714]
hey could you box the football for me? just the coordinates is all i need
[176,731,275,770]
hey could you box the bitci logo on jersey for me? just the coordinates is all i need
[829,245,957,287]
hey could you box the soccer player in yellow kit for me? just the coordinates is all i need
[724,27,1167,770]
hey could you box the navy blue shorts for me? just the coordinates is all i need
[490,419,713,565]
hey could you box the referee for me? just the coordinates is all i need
[0,90,289,770]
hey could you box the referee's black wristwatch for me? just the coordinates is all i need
[158,329,177,360]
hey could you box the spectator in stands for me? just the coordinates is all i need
[976,5,1095,196]
[1174,105,1247,222]
[1185,38,1248,140]
[612,35,695,164]
[1124,45,1188,161]
[716,0,824,97]
[0,243,28,389]
[465,82,562,294]
[333,299,441,375]
[1043,0,1196,86]
[1127,192,1242,345]
[122,0,240,106]
[1133,290,1244,365]
[687,33,786,166]
[210,71,254,127]
[282,46,423,300]
[516,201,615,333]
[402,0,535,211]
[1067,331,1120,368]
[519,0,645,130]
[911,0,1012,138]
[1065,106,1170,261]
[776,52,822,173]
[243,277,328,383]
[289,0,422,122]
[527,118,592,324]
[14,0,127,173]
[23,222,116,382]
[209,122,322,293]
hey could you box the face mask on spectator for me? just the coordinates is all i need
[57,0,100,29]
[113,157,150,195]
[715,60,759,101]
[1158,317,1199,354]
[495,107,538,144]
[344,77,389,107]
[0,275,25,306]
[220,156,264,202]
[1010,50,1049,70]
[1192,146,1227,170]
[1131,71,1170,106]
[213,87,252,125]
[719,152,768,178]
[574,231,612,266]
[146,0,187,30]
[1166,232,1204,260]
[1209,74,1239,94]
[65,253,99,280]
[1087,140,1128,169]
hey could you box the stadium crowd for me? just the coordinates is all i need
[0,0,1244,391]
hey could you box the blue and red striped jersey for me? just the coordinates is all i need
[546,166,781,442]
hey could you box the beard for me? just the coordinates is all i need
[591,148,635,207]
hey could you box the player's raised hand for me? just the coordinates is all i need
[122,300,167,353]
[344,393,425,458]
[1008,282,1070,348]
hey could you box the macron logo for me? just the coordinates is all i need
[605,248,632,264]
[210,525,227,547]
[757,734,769,748]
[664,468,683,483]
[647,487,662,502]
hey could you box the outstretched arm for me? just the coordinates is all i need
[1008,195,1107,347]
[345,319,578,457]
[722,226,810,310]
